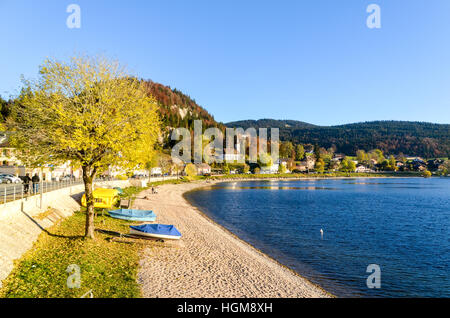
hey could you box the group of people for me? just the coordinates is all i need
[22,173,41,194]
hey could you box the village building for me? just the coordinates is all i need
[195,163,211,175]
[355,165,374,173]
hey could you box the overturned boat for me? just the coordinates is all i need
[108,209,157,222]
[129,224,182,240]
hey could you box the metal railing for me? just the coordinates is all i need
[0,179,87,206]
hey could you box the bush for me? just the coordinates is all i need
[422,170,432,178]
[185,163,197,177]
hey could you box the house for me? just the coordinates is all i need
[293,164,307,172]
[333,153,345,161]
[355,165,374,173]
[304,156,316,170]
[150,167,162,176]
[0,133,25,175]
[195,163,211,175]
[0,133,83,179]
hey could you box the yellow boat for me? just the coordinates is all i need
[81,188,120,209]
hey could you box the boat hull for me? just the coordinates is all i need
[108,209,157,222]
[129,228,181,240]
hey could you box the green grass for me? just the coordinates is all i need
[0,207,142,298]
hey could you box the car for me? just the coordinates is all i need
[60,175,76,181]
[0,174,23,184]
[0,176,9,184]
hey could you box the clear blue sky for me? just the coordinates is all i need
[1,0,450,125]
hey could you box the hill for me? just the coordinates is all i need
[226,119,450,158]
[141,80,224,131]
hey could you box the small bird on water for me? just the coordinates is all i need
[320,229,324,238]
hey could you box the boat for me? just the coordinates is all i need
[81,188,120,208]
[129,224,182,240]
[108,209,157,222]
[113,187,124,194]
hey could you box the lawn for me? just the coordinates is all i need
[0,207,142,298]
[0,180,198,298]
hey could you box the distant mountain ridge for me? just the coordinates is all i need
[226,119,450,158]
[3,85,449,158]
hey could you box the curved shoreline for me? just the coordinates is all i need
[134,180,333,298]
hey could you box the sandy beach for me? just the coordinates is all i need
[133,181,331,298]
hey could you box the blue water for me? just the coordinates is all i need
[184,178,450,297]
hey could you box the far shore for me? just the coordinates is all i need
[134,180,332,298]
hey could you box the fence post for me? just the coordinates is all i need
[39,169,43,210]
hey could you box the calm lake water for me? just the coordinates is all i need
[185,178,450,297]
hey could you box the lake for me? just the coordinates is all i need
[184,178,450,297]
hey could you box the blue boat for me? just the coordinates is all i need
[108,209,157,222]
[129,224,182,240]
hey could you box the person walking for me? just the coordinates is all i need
[22,173,31,194]
[32,173,40,194]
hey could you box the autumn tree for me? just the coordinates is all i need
[295,144,305,161]
[356,150,368,164]
[279,141,294,159]
[369,149,385,163]
[315,158,325,173]
[158,153,173,180]
[340,157,356,172]
[314,144,321,161]
[9,56,160,238]
[422,170,432,178]
[258,153,273,167]
[388,155,397,171]
[185,163,197,177]
[347,160,356,172]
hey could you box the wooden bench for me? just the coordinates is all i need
[119,199,131,209]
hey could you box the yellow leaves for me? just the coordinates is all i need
[11,55,161,171]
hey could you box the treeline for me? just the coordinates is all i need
[0,96,12,124]
[227,119,450,158]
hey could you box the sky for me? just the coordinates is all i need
[0,0,450,125]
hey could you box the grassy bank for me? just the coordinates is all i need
[211,171,424,180]
[0,207,142,298]
[0,180,202,298]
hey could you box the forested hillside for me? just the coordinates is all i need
[141,80,224,131]
[3,86,449,158]
[227,119,450,158]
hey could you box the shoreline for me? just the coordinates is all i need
[134,180,333,298]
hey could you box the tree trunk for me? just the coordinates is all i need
[82,165,96,239]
